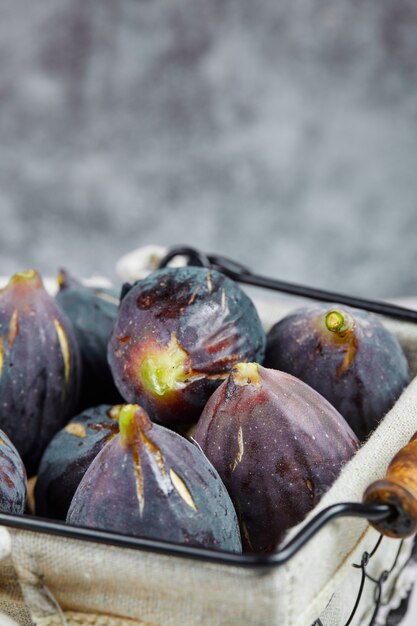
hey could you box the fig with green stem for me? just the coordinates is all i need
[264,303,409,440]
[108,266,265,426]
[67,404,242,552]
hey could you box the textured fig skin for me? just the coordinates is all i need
[193,364,359,553]
[265,304,410,440]
[0,428,27,514]
[56,271,122,409]
[35,404,120,520]
[108,267,265,425]
[67,406,242,552]
[0,271,82,475]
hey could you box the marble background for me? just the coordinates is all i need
[0,0,416,297]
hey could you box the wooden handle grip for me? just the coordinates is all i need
[363,432,417,538]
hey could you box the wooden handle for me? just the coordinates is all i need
[363,432,417,538]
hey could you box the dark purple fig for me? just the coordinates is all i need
[108,266,265,426]
[67,404,242,552]
[35,404,121,520]
[0,427,27,514]
[264,304,410,441]
[56,270,122,409]
[194,363,359,553]
[0,270,82,475]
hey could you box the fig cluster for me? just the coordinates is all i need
[0,261,409,557]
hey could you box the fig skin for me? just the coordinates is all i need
[56,270,122,409]
[0,427,27,514]
[35,404,121,520]
[193,363,359,553]
[108,266,265,426]
[67,405,242,553]
[264,304,410,441]
[0,270,82,475]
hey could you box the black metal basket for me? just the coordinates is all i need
[2,245,417,626]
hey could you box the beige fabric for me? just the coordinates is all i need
[0,556,34,626]
[1,285,417,625]
[4,528,283,626]
[0,613,21,626]
[35,611,154,625]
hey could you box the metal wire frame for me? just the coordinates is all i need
[1,245,416,624]
[0,509,407,624]
[310,536,407,626]
[0,503,393,570]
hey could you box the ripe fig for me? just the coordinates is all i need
[264,304,410,440]
[35,404,121,520]
[0,428,27,514]
[56,270,122,409]
[0,270,82,475]
[193,363,359,553]
[108,267,265,426]
[67,404,242,552]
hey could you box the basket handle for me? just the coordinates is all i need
[363,432,417,538]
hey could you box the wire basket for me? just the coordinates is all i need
[1,246,417,626]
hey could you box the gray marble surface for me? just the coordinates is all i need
[0,0,416,298]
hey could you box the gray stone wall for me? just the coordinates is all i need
[0,0,416,296]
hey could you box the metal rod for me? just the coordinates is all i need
[266,503,391,567]
[222,270,417,324]
[159,246,417,324]
[0,503,392,570]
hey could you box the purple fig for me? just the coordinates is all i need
[35,404,121,520]
[0,427,27,514]
[194,363,359,553]
[264,304,410,440]
[0,270,82,475]
[108,266,265,426]
[67,404,242,552]
[56,271,122,409]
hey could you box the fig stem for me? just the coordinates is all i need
[12,269,38,282]
[119,404,152,447]
[232,362,261,387]
[325,309,353,336]
[139,333,191,397]
[4,269,43,292]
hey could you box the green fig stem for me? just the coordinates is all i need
[140,333,191,397]
[325,309,354,336]
[119,404,152,447]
